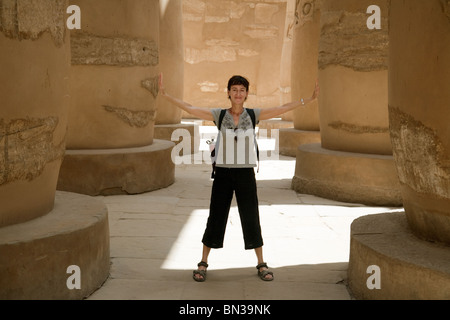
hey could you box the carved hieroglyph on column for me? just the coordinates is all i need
[292,0,401,206]
[0,0,69,227]
[389,0,450,244]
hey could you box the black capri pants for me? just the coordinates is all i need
[202,167,264,250]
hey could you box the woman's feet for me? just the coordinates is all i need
[192,261,274,282]
[193,261,208,282]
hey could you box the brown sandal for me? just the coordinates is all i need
[193,261,208,282]
[256,262,274,281]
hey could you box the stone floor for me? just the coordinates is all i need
[86,152,402,300]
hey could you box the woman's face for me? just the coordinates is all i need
[228,85,248,104]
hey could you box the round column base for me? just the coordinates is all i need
[0,191,110,300]
[292,143,402,206]
[348,212,450,300]
[57,140,175,196]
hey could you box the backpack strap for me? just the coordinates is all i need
[216,109,227,130]
[211,109,227,179]
[246,108,256,129]
[245,108,260,173]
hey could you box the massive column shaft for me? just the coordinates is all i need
[292,0,401,206]
[58,0,175,195]
[291,0,320,132]
[0,0,110,299]
[154,0,198,156]
[318,0,390,154]
[279,0,321,157]
[67,0,159,149]
[389,0,450,243]
[348,1,450,300]
[156,0,184,125]
[0,0,70,227]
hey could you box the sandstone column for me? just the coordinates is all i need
[154,0,198,155]
[156,0,184,125]
[347,0,450,299]
[0,0,109,299]
[279,0,321,156]
[58,0,175,195]
[279,0,296,112]
[0,0,69,227]
[292,0,401,206]
[388,0,450,244]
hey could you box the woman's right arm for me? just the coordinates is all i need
[158,73,214,121]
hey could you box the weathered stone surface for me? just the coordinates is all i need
[295,0,318,27]
[197,81,219,92]
[183,0,206,22]
[182,0,288,109]
[388,0,450,244]
[141,77,159,98]
[243,24,279,39]
[102,106,156,129]
[328,121,389,135]
[0,117,64,186]
[71,32,159,67]
[204,0,247,23]
[58,140,175,196]
[319,8,388,72]
[389,107,450,199]
[185,46,237,64]
[255,3,279,23]
[0,0,67,47]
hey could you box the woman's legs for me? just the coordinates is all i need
[195,168,272,280]
[234,168,263,250]
[201,168,234,249]
[235,169,272,280]
[195,168,232,281]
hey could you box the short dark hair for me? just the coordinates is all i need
[227,75,249,92]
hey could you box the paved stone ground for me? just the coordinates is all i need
[87,154,402,300]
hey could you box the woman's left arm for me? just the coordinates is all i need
[259,80,320,121]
